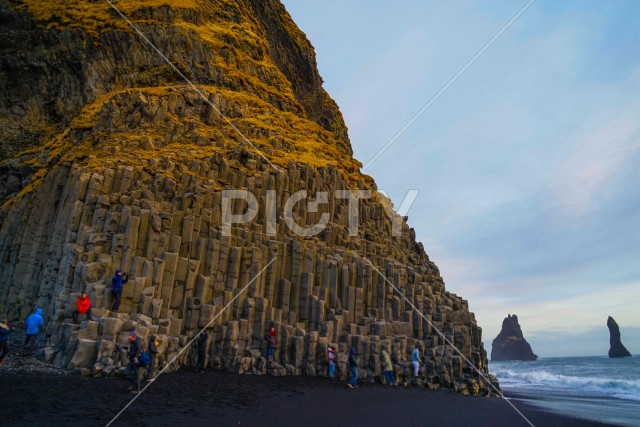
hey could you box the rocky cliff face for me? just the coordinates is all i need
[0,0,493,395]
[491,314,537,361]
[607,316,632,358]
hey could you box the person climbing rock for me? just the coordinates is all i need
[381,348,396,386]
[0,317,14,365]
[22,308,44,353]
[265,327,276,362]
[72,293,93,323]
[111,270,129,311]
[412,343,420,379]
[126,333,142,393]
[195,331,208,373]
[145,334,160,382]
[347,348,359,388]
[327,346,336,380]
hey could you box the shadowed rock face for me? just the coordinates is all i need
[491,314,538,361]
[0,0,495,395]
[607,316,632,358]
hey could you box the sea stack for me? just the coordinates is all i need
[491,314,538,361]
[607,316,632,358]
[0,0,493,394]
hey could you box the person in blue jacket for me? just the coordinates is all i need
[22,308,44,353]
[347,347,359,388]
[0,317,15,365]
[111,270,129,311]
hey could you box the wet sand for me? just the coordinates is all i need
[0,367,609,427]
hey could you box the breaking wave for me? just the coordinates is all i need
[493,366,640,402]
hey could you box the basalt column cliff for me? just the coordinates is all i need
[0,0,493,394]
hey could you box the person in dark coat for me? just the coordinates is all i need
[126,333,142,393]
[347,348,359,388]
[145,334,160,382]
[0,318,14,365]
[22,308,44,353]
[111,270,128,311]
[195,331,208,373]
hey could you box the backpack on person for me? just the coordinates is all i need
[137,352,150,367]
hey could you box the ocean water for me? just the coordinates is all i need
[490,356,640,426]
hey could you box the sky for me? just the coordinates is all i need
[282,0,640,357]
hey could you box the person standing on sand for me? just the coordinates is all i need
[111,270,128,311]
[72,293,93,323]
[412,343,420,379]
[381,348,396,386]
[195,330,208,373]
[22,308,44,353]
[347,348,359,389]
[145,334,160,382]
[126,333,142,393]
[265,327,276,363]
[0,318,14,365]
[327,346,336,379]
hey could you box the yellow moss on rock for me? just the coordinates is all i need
[172,18,301,113]
[60,84,365,183]
[5,0,376,208]
[20,0,198,38]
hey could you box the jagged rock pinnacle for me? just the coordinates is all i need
[607,316,632,358]
[491,314,538,361]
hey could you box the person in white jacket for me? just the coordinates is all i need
[411,344,420,378]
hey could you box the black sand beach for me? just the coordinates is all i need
[0,367,608,427]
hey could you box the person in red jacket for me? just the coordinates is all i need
[73,293,93,323]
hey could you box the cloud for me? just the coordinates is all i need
[548,113,640,219]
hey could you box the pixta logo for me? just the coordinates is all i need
[220,189,418,238]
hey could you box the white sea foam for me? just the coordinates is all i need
[490,356,640,403]
[490,357,640,426]
[493,367,640,401]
